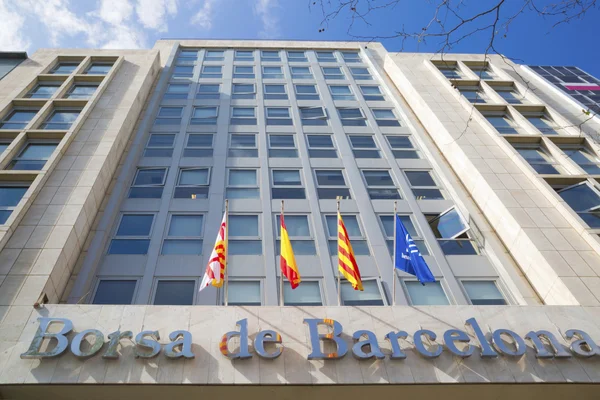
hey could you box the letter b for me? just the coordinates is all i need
[304,318,347,359]
[21,318,73,359]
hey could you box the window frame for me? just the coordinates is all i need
[85,62,113,75]
[49,62,80,75]
[190,106,219,125]
[264,84,288,100]
[108,213,155,255]
[232,83,256,99]
[261,50,281,62]
[154,106,184,126]
[371,108,401,126]
[230,107,257,125]
[271,168,305,199]
[322,66,345,80]
[316,51,337,62]
[228,214,262,256]
[174,167,211,199]
[329,84,356,101]
[287,50,307,62]
[196,84,221,100]
[348,135,381,159]
[7,140,59,171]
[234,50,254,61]
[262,65,284,79]
[290,66,313,79]
[200,65,223,78]
[361,169,402,200]
[265,107,293,126]
[403,170,445,200]
[268,133,297,157]
[307,134,337,158]
[338,107,367,126]
[359,85,385,101]
[128,167,167,199]
[184,133,214,158]
[299,106,328,125]
[386,135,421,159]
[233,65,255,79]
[314,169,351,199]
[226,168,260,199]
[172,65,195,79]
[204,49,225,62]
[229,133,258,157]
[349,66,373,80]
[295,84,320,100]
[91,278,138,305]
[144,133,175,158]
[161,213,204,256]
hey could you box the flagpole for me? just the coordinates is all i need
[224,199,229,306]
[337,198,341,306]
[280,200,284,307]
[393,201,397,306]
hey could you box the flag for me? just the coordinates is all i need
[200,212,227,290]
[280,214,301,289]
[394,215,435,284]
[337,212,363,291]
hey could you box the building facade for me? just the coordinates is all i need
[0,40,600,397]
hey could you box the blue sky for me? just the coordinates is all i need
[1,0,598,76]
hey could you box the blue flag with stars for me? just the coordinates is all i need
[394,215,435,284]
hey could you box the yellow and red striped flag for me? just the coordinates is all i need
[280,214,301,289]
[200,212,227,290]
[338,212,363,291]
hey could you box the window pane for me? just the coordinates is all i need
[265,84,285,93]
[406,281,449,305]
[405,171,436,186]
[267,108,290,118]
[277,215,309,236]
[341,280,383,306]
[330,85,351,94]
[229,215,259,236]
[463,281,506,305]
[231,134,256,147]
[188,134,213,147]
[179,169,209,185]
[296,85,317,94]
[117,214,153,236]
[154,281,195,305]
[558,183,600,211]
[300,108,325,118]
[232,108,255,117]
[108,239,150,254]
[228,281,261,305]
[339,108,363,118]
[380,215,418,237]
[194,108,217,118]
[0,187,27,207]
[134,169,165,185]
[229,170,257,186]
[387,136,413,148]
[198,84,220,93]
[284,281,321,306]
[162,239,203,255]
[148,134,175,147]
[308,135,333,147]
[229,240,262,255]
[349,136,376,148]
[429,209,467,238]
[316,170,345,185]
[373,109,395,119]
[93,281,136,305]
[168,215,203,236]
[18,144,56,159]
[273,170,301,185]
[270,135,294,147]
[363,170,394,186]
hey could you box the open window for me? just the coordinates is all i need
[557,181,600,228]
[427,207,479,255]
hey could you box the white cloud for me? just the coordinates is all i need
[98,0,134,25]
[0,0,30,50]
[254,0,281,39]
[102,25,145,49]
[135,0,178,31]
[191,0,214,29]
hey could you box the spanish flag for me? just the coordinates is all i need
[200,212,227,290]
[338,212,363,291]
[280,214,301,289]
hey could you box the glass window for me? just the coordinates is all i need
[525,113,561,135]
[386,135,420,159]
[405,281,449,305]
[191,107,218,125]
[39,109,81,130]
[350,67,372,80]
[162,214,204,255]
[0,185,28,224]
[229,133,258,157]
[154,106,183,126]
[341,280,384,306]
[227,169,259,199]
[275,214,315,255]
[514,145,562,174]
[338,107,366,126]
[85,63,112,75]
[231,107,257,125]
[437,65,463,79]
[380,214,428,256]
[205,50,224,61]
[196,84,220,99]
[560,145,600,174]
[177,49,198,63]
[360,85,385,101]
[93,280,136,305]
[184,134,213,157]
[341,51,361,63]
[269,134,297,157]
[427,208,478,255]
[372,108,401,127]
[484,113,519,134]
[235,50,254,61]
[129,168,166,198]
[26,83,61,99]
[200,65,222,78]
[404,170,444,199]
[0,142,10,155]
[261,50,281,62]
[295,84,319,100]
[329,85,355,101]
[173,65,194,79]
[232,83,255,99]
[349,135,380,158]
[493,85,526,104]
[283,281,321,306]
[227,281,261,305]
[362,170,401,199]
[458,86,488,103]
[154,281,195,305]
[50,62,79,74]
[264,84,288,100]
[322,66,344,80]
[272,169,305,199]
[7,142,57,171]
[144,134,175,158]
[463,281,507,305]
[291,66,312,79]
[266,108,293,126]
[174,168,210,199]
[307,134,337,158]
[299,107,327,125]
[469,65,495,80]
[315,169,351,199]
[325,214,369,255]
[233,65,255,79]
[229,215,261,255]
[557,182,600,228]
[287,51,307,62]
[316,51,337,62]
[263,66,284,79]
[65,82,99,99]
[0,109,39,130]
[108,214,153,254]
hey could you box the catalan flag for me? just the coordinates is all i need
[200,211,227,290]
[280,214,301,289]
[337,212,363,291]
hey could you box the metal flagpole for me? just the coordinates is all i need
[224,199,229,306]
[337,198,341,306]
[393,201,397,306]
[280,200,284,307]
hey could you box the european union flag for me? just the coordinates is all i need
[394,215,435,284]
